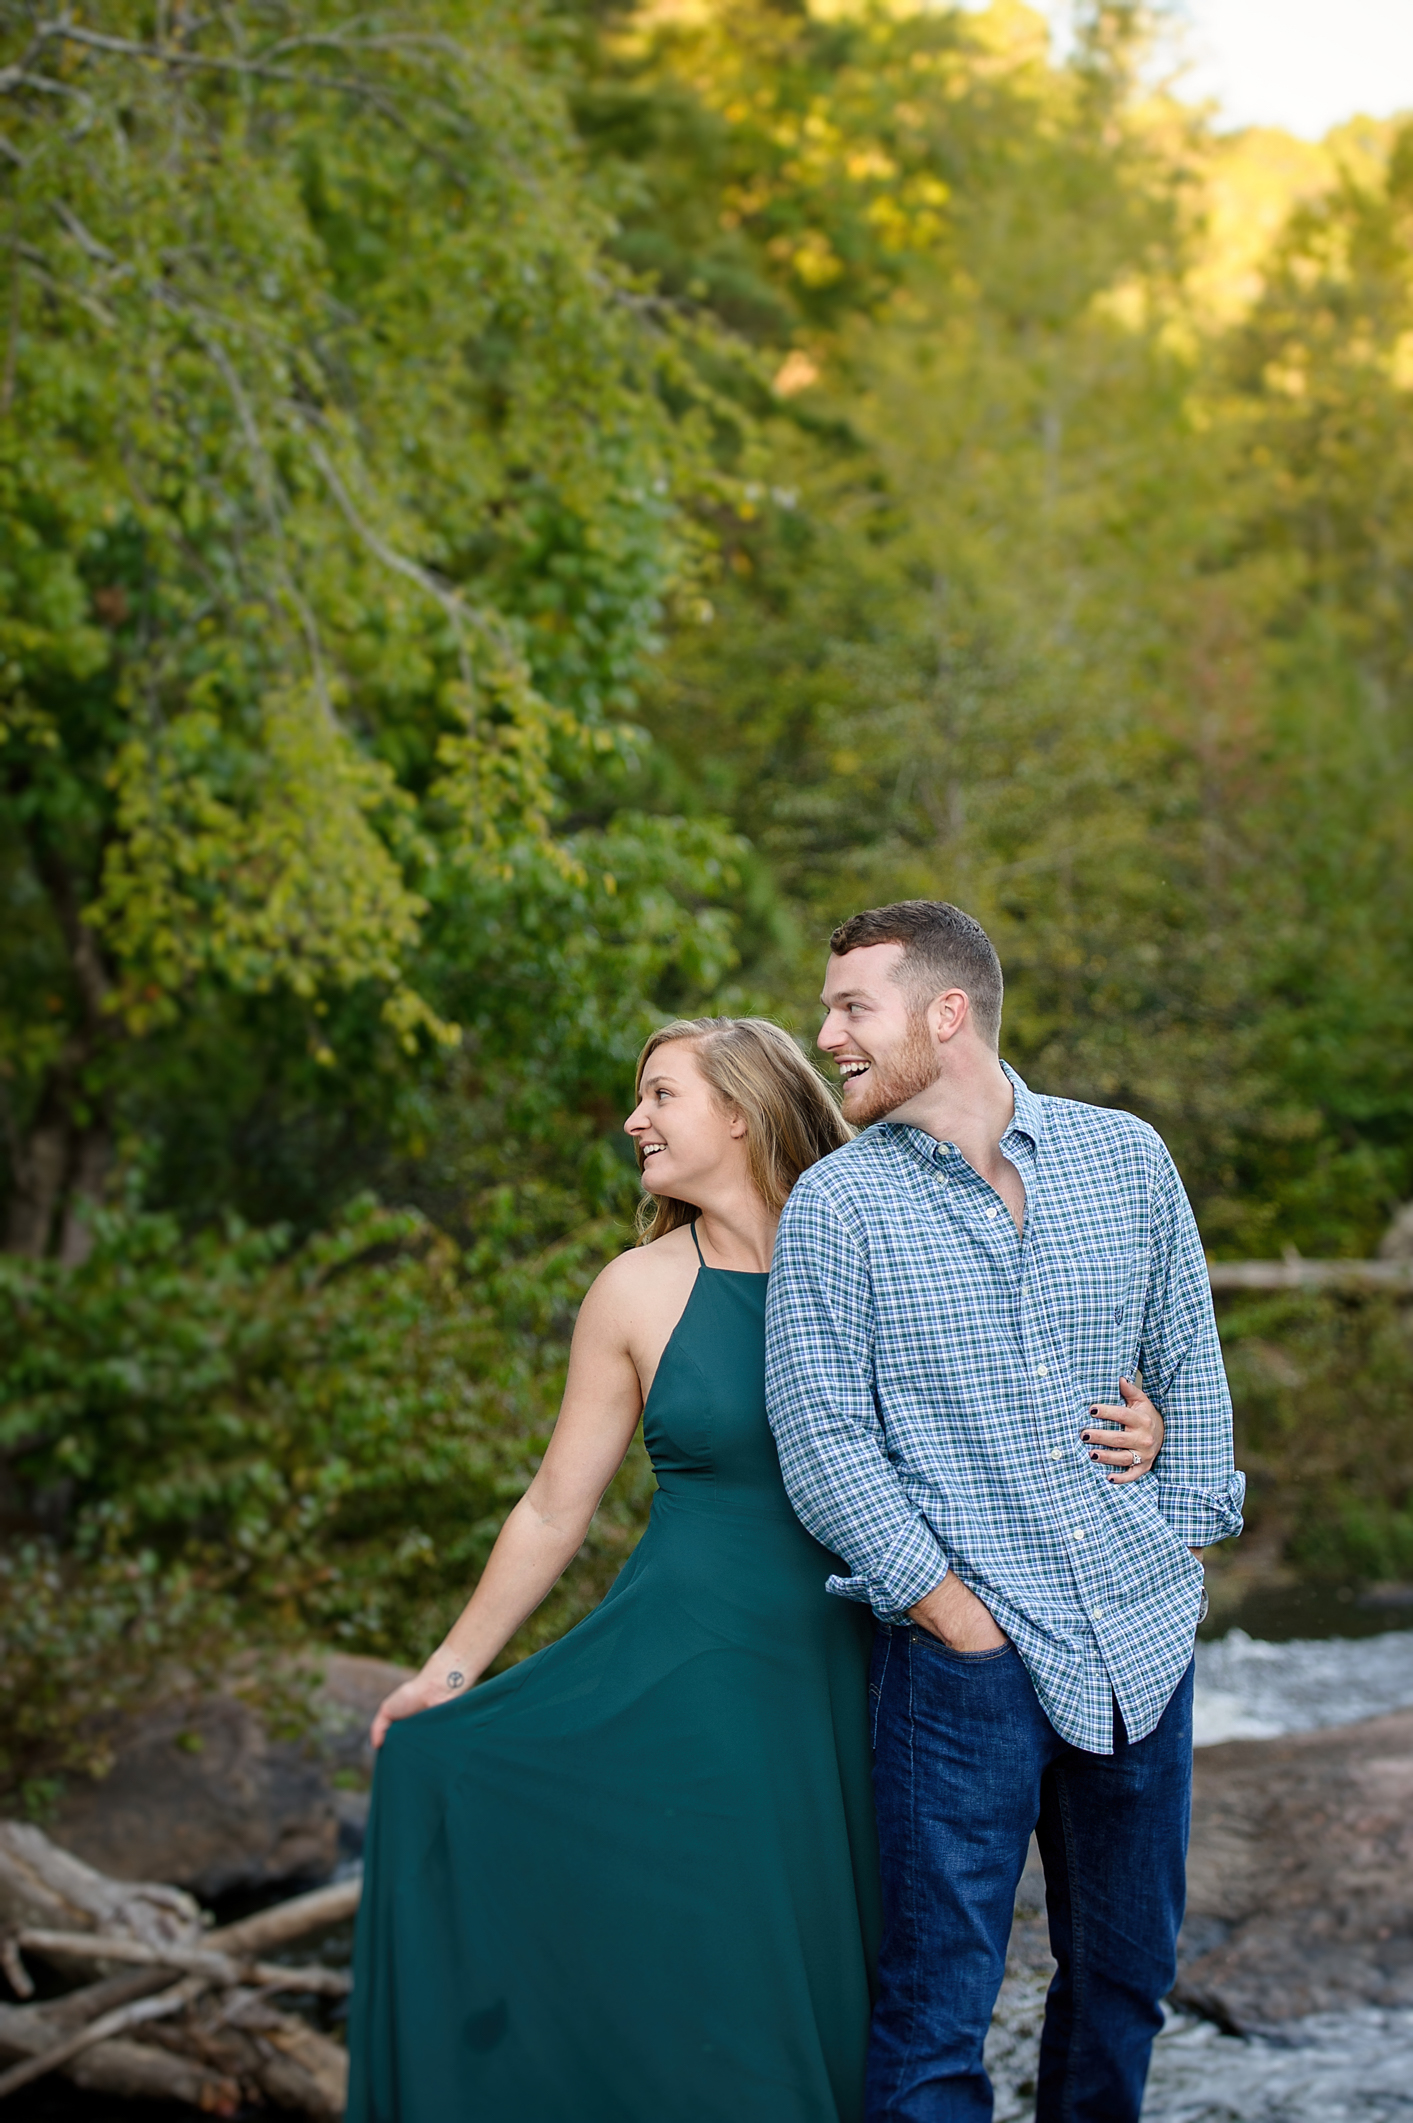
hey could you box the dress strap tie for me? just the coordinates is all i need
[690,1217,706,1267]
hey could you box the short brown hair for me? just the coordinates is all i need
[633,1018,850,1243]
[829,900,1004,1047]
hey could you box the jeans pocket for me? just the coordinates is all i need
[910,1628,1013,1666]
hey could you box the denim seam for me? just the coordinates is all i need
[1052,1763,1085,2123]
[899,1630,925,2098]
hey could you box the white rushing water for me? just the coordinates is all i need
[987,1627,1413,2121]
[991,1980,1413,2123]
[1191,1626,1413,1746]
[1144,2006,1413,2123]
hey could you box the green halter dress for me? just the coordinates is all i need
[345,1227,880,2122]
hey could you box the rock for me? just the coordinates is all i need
[49,1652,411,1902]
[1174,1706,1413,2031]
[49,1694,335,1902]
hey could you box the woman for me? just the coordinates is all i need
[345,1018,881,2123]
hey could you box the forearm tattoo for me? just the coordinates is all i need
[446,1670,465,1690]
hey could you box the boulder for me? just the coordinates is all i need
[1174,1706,1413,2031]
[48,1652,411,1902]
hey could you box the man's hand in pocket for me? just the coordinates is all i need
[909,1574,1009,1652]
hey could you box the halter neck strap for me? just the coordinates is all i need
[690,1216,706,1268]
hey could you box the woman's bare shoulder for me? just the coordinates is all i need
[583,1226,697,1319]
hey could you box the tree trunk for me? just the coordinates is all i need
[3,1057,111,1263]
[2,828,118,1261]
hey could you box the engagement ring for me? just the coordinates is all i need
[1130,1450,1142,1465]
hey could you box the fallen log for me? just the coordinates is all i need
[0,1974,203,2100]
[16,1927,351,1995]
[0,1821,201,1950]
[0,1984,242,2110]
[0,1820,358,2112]
[208,1874,361,1957]
[1207,1257,1413,1291]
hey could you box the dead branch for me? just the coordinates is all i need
[0,1828,357,2111]
[0,1994,240,2108]
[1208,1258,1413,1292]
[295,421,481,699]
[208,1873,361,1956]
[15,1927,351,1995]
[16,20,484,178]
[25,21,383,100]
[0,1973,204,2100]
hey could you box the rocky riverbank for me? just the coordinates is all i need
[1177,1707,1413,2030]
[6,1633,1413,2117]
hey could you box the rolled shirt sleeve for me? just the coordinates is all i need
[765,1188,950,1620]
[1141,1138,1246,1547]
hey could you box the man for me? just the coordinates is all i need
[765,900,1244,2123]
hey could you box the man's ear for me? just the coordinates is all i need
[929,987,971,1045]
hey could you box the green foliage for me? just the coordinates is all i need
[0,1543,235,1808]
[0,1197,651,1680]
[619,11,1413,1259]
[0,0,736,1256]
[1219,1291,1413,1582]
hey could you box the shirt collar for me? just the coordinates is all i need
[1000,1060,1042,1151]
[872,1058,1041,1168]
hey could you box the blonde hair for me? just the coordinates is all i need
[633,1017,851,1244]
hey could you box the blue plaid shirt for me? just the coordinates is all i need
[765,1064,1244,1753]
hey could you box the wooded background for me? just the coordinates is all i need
[2,0,1411,1809]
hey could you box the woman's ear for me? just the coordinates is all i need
[728,1108,748,1141]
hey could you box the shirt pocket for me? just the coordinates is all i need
[1039,1248,1143,1396]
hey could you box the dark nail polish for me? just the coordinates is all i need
[1089,1451,1098,1461]
[1081,1432,1091,1442]
[1089,1405,1099,1416]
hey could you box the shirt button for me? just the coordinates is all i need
[1034,1363,1049,1379]
[1071,1527,1086,1543]
[1093,1606,1104,1619]
[986,1206,1000,1220]
[1050,1446,1064,1460]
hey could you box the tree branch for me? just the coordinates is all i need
[295,419,486,700]
[158,291,334,717]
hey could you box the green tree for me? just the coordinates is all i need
[620,6,1413,1256]
[0,0,733,1261]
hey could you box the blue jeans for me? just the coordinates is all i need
[866,1626,1193,2123]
